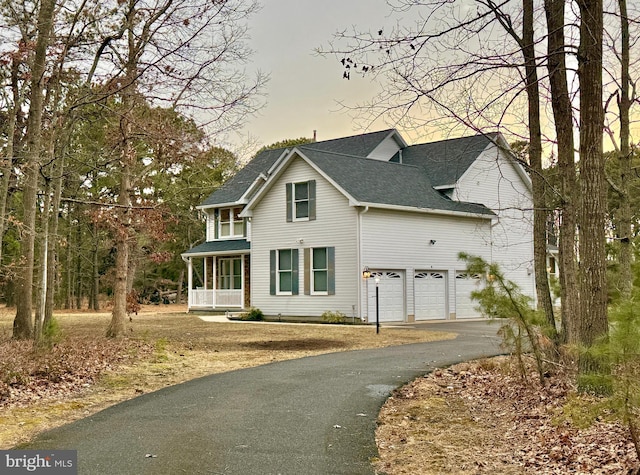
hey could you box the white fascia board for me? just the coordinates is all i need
[266,148,291,176]
[386,129,409,148]
[196,201,242,211]
[433,184,456,190]
[238,173,268,203]
[352,201,494,220]
[240,148,298,215]
[181,249,251,259]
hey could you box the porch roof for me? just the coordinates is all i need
[182,239,250,257]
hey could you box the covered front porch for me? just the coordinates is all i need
[182,240,251,311]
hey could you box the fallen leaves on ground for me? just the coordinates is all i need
[0,337,153,409]
[375,356,639,474]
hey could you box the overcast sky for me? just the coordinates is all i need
[233,0,401,153]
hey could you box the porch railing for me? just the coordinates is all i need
[189,289,243,308]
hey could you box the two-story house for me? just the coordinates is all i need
[181,129,535,322]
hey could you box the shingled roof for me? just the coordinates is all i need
[199,129,402,207]
[305,129,399,156]
[199,129,499,217]
[400,133,499,187]
[297,147,493,216]
[182,239,250,256]
[198,148,284,207]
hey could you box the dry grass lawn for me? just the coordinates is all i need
[0,304,454,449]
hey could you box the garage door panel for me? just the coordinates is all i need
[414,271,447,320]
[367,271,404,322]
[455,272,483,318]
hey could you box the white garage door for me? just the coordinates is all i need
[455,272,483,318]
[414,271,447,320]
[367,271,404,322]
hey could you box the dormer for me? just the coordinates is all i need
[205,206,247,241]
[366,130,407,161]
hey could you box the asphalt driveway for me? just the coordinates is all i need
[22,320,503,474]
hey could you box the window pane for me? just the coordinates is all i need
[314,271,328,292]
[296,201,309,219]
[313,248,327,269]
[221,223,230,236]
[233,208,242,220]
[234,222,243,235]
[220,208,230,221]
[233,259,241,274]
[279,272,292,292]
[279,249,291,270]
[233,276,241,289]
[294,183,308,200]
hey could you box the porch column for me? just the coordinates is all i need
[187,257,193,310]
[212,256,217,308]
[241,254,245,309]
[204,257,208,290]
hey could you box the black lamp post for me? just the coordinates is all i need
[362,267,380,333]
[375,276,380,334]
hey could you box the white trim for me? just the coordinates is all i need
[352,201,495,220]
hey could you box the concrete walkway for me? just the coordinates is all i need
[22,320,503,474]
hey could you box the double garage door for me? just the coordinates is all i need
[367,270,482,322]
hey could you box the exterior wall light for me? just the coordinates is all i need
[362,266,371,279]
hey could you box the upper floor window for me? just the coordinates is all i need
[286,180,316,222]
[219,207,244,238]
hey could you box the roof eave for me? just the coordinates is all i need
[181,249,251,258]
[351,201,494,219]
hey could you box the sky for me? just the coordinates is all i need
[232,0,401,154]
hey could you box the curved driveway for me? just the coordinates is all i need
[23,321,502,474]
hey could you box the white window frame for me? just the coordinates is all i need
[277,249,293,295]
[311,247,329,295]
[293,182,310,221]
[218,257,242,290]
[219,206,244,238]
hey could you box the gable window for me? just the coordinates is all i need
[304,247,335,295]
[286,181,316,222]
[219,207,244,238]
[270,249,299,295]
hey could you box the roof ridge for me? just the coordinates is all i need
[298,146,421,169]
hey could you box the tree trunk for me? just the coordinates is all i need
[91,222,100,311]
[13,0,57,339]
[177,267,184,304]
[617,0,632,300]
[577,0,608,373]
[35,179,52,340]
[65,218,73,309]
[44,148,65,326]
[0,55,21,268]
[521,0,556,340]
[544,0,580,344]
